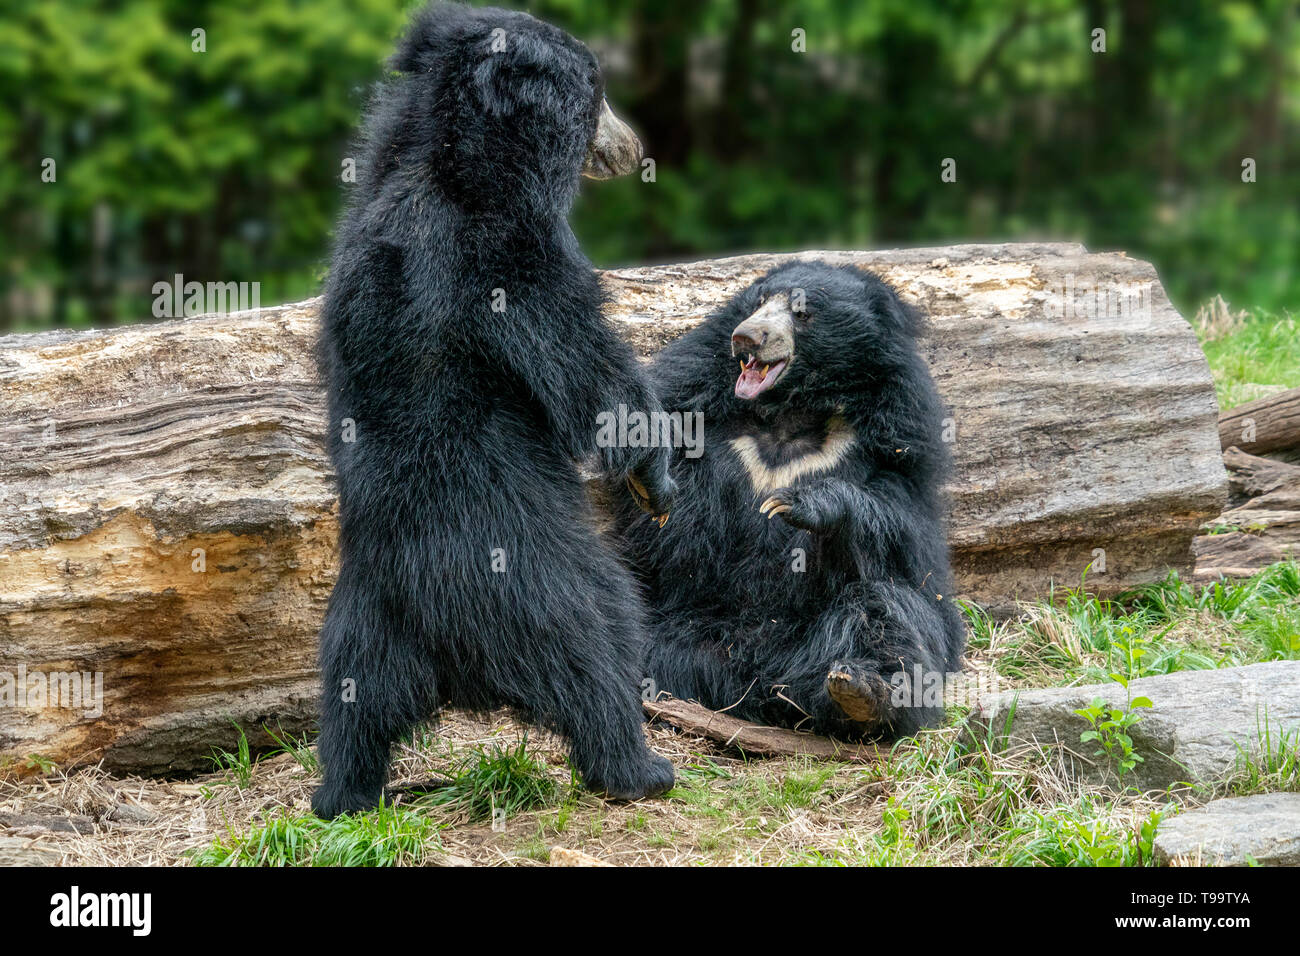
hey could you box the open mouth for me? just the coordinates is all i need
[735,354,789,399]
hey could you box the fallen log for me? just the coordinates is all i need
[1193,447,1300,581]
[1221,446,1300,509]
[1218,386,1300,457]
[643,698,883,762]
[0,243,1227,774]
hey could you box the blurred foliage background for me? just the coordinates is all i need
[1,0,1297,334]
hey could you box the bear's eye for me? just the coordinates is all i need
[793,307,813,326]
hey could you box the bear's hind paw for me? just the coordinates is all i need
[826,661,888,724]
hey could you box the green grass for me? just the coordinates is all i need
[1226,712,1300,796]
[1195,305,1300,409]
[409,737,561,822]
[636,715,1166,866]
[863,721,1167,866]
[263,724,319,774]
[193,805,441,867]
[206,723,254,790]
[654,721,1170,866]
[187,565,1297,867]
[965,562,1300,688]
[194,736,563,866]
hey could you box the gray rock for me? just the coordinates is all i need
[1154,793,1300,866]
[970,660,1300,794]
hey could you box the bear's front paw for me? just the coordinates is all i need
[758,487,826,532]
[626,457,676,526]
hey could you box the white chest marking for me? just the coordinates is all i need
[729,416,857,496]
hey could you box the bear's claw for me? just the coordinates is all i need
[627,473,670,527]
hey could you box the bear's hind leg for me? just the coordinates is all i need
[499,565,674,800]
[644,615,755,717]
[312,572,434,819]
[537,628,675,800]
[791,581,954,738]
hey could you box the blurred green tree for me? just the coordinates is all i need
[1,0,1296,330]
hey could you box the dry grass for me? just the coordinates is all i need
[0,711,871,867]
[1193,295,1248,342]
[0,704,1169,867]
[7,566,1294,866]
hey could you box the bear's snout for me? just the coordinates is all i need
[581,99,643,180]
[730,294,794,362]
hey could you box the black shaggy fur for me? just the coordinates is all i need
[618,262,966,739]
[312,3,674,819]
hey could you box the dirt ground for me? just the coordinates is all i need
[0,709,890,866]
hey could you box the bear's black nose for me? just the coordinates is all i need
[732,330,766,353]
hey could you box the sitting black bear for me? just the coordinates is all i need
[312,3,675,818]
[617,262,966,739]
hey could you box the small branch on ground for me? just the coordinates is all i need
[385,776,457,801]
[643,697,884,763]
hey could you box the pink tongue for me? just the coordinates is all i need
[735,366,767,399]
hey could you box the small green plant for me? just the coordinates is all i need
[878,797,915,852]
[1110,625,1151,681]
[1074,677,1152,782]
[207,723,254,789]
[1203,524,1243,536]
[23,754,57,774]
[1133,806,1166,865]
[413,737,559,821]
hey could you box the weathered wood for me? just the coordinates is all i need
[1194,528,1300,581]
[0,243,1227,774]
[1218,387,1300,457]
[0,811,96,835]
[643,698,883,762]
[1221,446,1300,508]
[1193,447,1300,582]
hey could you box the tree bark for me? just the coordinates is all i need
[1217,387,1300,458]
[0,242,1227,774]
[1193,447,1300,582]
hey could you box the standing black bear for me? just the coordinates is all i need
[313,3,675,819]
[618,262,966,739]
